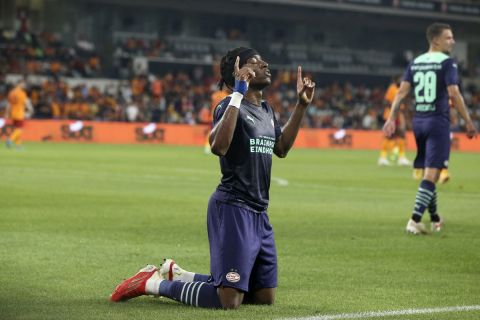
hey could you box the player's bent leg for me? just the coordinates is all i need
[244,211,278,304]
[396,134,411,166]
[252,288,276,305]
[11,128,22,146]
[218,287,244,309]
[207,197,261,306]
[427,186,443,232]
[157,280,223,308]
[378,139,392,166]
[242,287,276,305]
[413,168,424,180]
[111,264,224,308]
[439,168,450,184]
[408,171,439,234]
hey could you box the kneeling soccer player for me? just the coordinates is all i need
[110,47,316,308]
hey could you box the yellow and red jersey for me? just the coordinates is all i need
[209,90,229,123]
[384,83,398,105]
[383,83,405,122]
[8,85,28,120]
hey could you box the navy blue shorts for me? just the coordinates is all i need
[413,117,450,169]
[207,194,277,292]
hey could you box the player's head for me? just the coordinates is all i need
[426,23,454,54]
[392,75,401,86]
[219,47,271,91]
[17,78,27,89]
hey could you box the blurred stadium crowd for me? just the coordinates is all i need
[1,29,101,78]
[1,0,480,132]
[1,66,479,132]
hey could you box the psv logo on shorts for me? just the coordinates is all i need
[226,272,241,283]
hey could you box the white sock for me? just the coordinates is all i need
[178,271,195,283]
[145,276,163,295]
[170,262,195,282]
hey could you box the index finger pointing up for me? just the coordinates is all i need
[297,66,302,80]
[234,56,240,74]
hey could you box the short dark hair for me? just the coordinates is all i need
[218,47,258,90]
[426,23,451,43]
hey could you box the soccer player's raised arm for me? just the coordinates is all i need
[448,85,478,139]
[274,66,315,158]
[210,57,255,156]
[383,81,411,138]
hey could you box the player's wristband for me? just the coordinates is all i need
[234,79,248,95]
[229,92,243,109]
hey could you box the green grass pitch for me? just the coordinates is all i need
[1,143,479,320]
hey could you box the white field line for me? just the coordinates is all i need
[272,176,289,186]
[282,305,480,320]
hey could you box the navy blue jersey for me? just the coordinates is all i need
[403,52,459,121]
[212,95,282,212]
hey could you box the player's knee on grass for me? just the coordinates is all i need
[218,287,244,309]
[242,288,276,305]
[252,288,275,305]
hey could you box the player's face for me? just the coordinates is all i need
[17,80,25,88]
[436,29,455,54]
[244,55,271,90]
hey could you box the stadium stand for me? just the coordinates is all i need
[1,70,479,132]
[1,0,479,133]
[0,29,101,77]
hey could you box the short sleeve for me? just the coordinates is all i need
[402,63,413,84]
[213,96,231,126]
[444,58,459,86]
[271,107,282,140]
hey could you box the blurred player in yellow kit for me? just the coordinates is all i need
[202,61,230,154]
[378,75,411,166]
[204,88,229,154]
[5,79,33,149]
